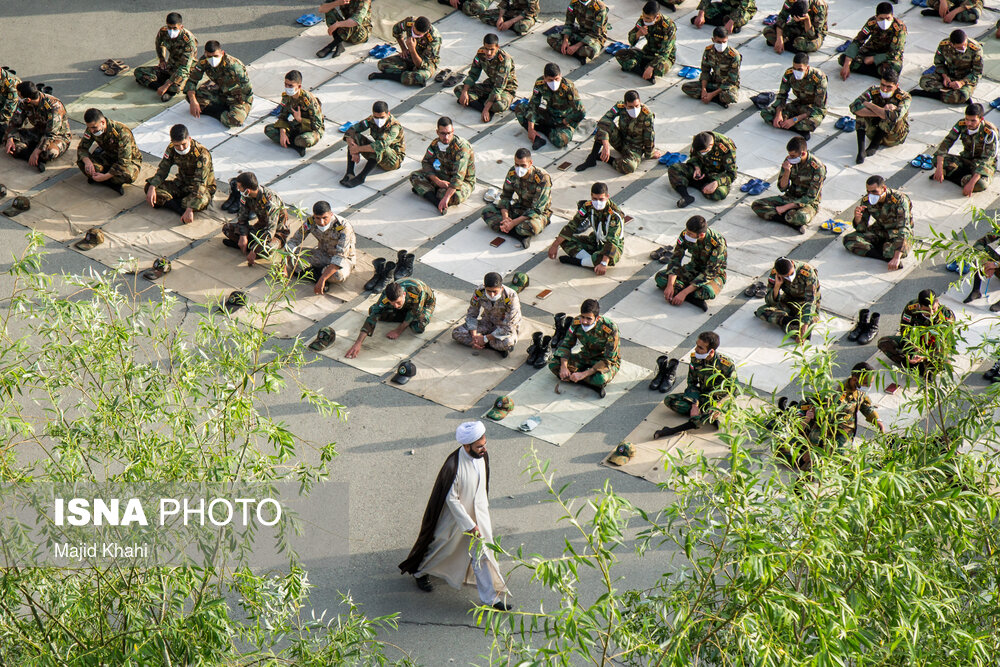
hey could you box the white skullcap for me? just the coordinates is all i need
[456,420,486,445]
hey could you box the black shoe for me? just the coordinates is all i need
[394,250,415,279]
[525,331,543,365]
[587,382,607,398]
[796,130,811,141]
[222,238,240,249]
[422,191,440,207]
[649,355,670,391]
[660,358,678,393]
[221,178,241,212]
[777,396,789,412]
[415,575,433,592]
[847,308,869,342]
[515,232,531,249]
[857,312,879,345]
[921,7,937,15]
[364,258,386,292]
[552,312,570,348]
[36,161,45,173]
[856,152,865,165]
[575,158,596,172]
[316,40,339,58]
[332,41,346,58]
[677,193,695,209]
[295,144,306,158]
[686,294,708,312]
[108,182,125,196]
[531,135,546,150]
[340,173,353,186]
[654,420,697,439]
[160,92,174,102]
[372,261,396,293]
[991,300,1000,313]
[559,255,583,266]
[532,336,552,368]
[984,362,1000,381]
[345,174,367,188]
[492,600,512,612]
[964,289,982,304]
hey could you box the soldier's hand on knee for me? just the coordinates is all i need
[146,188,157,207]
[83,159,95,177]
[702,180,718,195]
[599,142,611,162]
[663,284,675,301]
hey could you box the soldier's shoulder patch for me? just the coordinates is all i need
[640,105,652,117]
[473,287,485,299]
[601,324,614,335]
[708,235,720,247]
[533,172,544,184]
[613,101,625,113]
[717,355,734,367]
[703,44,714,52]
[163,149,172,159]
[968,40,982,51]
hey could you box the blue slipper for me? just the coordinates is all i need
[923,65,936,76]
[842,118,855,132]
[339,121,354,133]
[748,181,770,195]
[763,14,778,25]
[910,154,933,169]
[511,97,528,110]
[269,104,282,117]
[684,67,700,79]
[740,178,760,193]
[296,13,322,26]
[604,41,628,55]
[543,25,562,36]
[911,0,927,6]
[947,260,972,275]
[835,40,852,53]
[990,97,1000,110]
[834,116,847,130]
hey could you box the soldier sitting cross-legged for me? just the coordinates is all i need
[654,215,727,312]
[144,123,216,225]
[77,108,142,196]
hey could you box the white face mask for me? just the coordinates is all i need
[438,141,449,151]
[784,272,796,281]
[694,351,710,360]
[373,117,387,128]
[967,126,979,135]
[591,198,607,210]
[787,156,801,164]
[284,86,297,96]
[683,233,698,243]
[546,79,560,91]
[792,69,806,80]
[700,149,711,156]
[876,18,891,30]
[867,192,881,205]
[955,46,966,54]
[411,29,420,39]
[626,106,640,118]
[580,0,591,5]
[859,384,870,394]
[316,221,333,233]
[207,55,222,67]
[174,144,190,155]
[643,20,656,26]
[167,28,180,39]
[514,165,528,178]
[485,292,500,302]
[580,322,595,332]
[92,129,104,137]
[880,90,893,98]
[713,41,727,52]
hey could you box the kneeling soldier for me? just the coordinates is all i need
[222,171,290,266]
[576,90,660,175]
[849,69,910,165]
[3,81,72,172]
[760,52,827,140]
[681,28,740,108]
[369,16,441,87]
[342,101,405,188]
[346,279,436,358]
[264,70,325,157]
[184,40,253,128]
[913,30,982,105]
[515,63,585,150]
[134,12,197,101]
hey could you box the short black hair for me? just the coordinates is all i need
[786,136,807,153]
[686,215,708,234]
[16,81,39,100]
[83,108,105,124]
[712,26,728,40]
[385,282,404,301]
[285,70,302,85]
[204,40,221,54]
[851,361,874,378]
[789,0,808,16]
[166,12,182,25]
[372,101,389,114]
[514,148,531,160]
[581,298,600,316]
[793,52,809,66]
[543,62,561,78]
[950,29,967,44]
[414,16,431,32]
[437,116,453,129]
[774,257,794,275]
[876,2,893,15]
[591,182,609,196]
[484,272,502,287]
[624,89,640,104]
[313,201,332,216]
[483,33,499,46]
[866,174,885,188]
[698,331,720,351]
[880,69,899,85]
[966,102,985,118]
[235,172,259,190]
[642,0,659,14]
[918,288,936,306]
[692,132,714,152]
[169,124,189,142]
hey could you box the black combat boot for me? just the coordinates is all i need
[532,336,552,368]
[857,312,880,345]
[372,261,396,293]
[525,332,544,365]
[659,358,678,393]
[552,313,570,348]
[649,355,670,391]
[221,178,241,212]
[393,249,415,279]
[847,309,869,342]
[363,258,386,292]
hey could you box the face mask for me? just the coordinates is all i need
[92,129,104,137]
[207,55,222,67]
[284,86,297,96]
[438,141,449,151]
[713,42,727,52]
[683,233,698,243]
[626,106,640,118]
[485,292,500,302]
[514,166,528,178]
[792,69,806,80]
[591,199,607,210]
[867,193,881,205]
[967,126,979,135]
[580,0,590,5]
[316,222,332,233]
[174,144,190,155]
[786,156,801,164]
[411,29,419,39]
[785,272,796,281]
[167,28,180,39]
[373,117,387,128]
[546,79,560,91]
[880,90,892,99]
[580,322,595,332]
[694,351,710,360]
[700,149,711,156]
[955,47,966,54]
[876,18,891,30]
[643,20,655,26]
[859,384,870,394]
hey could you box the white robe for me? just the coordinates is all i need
[416,447,508,596]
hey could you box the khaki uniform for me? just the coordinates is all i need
[548,315,621,388]
[344,114,405,171]
[751,152,826,228]
[697,0,757,29]
[926,0,982,23]
[3,93,72,165]
[754,260,820,328]
[849,85,910,146]
[681,44,741,106]
[362,278,436,336]
[843,188,912,260]
[654,228,727,300]
[593,102,656,174]
[559,199,626,266]
[763,0,828,52]
[223,185,290,252]
[668,131,737,201]
[482,165,552,237]
[664,352,736,426]
[616,15,677,78]
[919,38,983,105]
[324,0,372,44]
[76,119,142,187]
[515,76,585,149]
[547,0,609,63]
[410,136,476,205]
[452,285,522,352]
[0,68,20,130]
[184,53,254,128]
[264,89,325,148]
[934,118,999,192]
[286,214,356,283]
[840,17,906,77]
[454,48,517,114]
[378,18,442,87]
[760,67,827,133]
[135,27,198,95]
[878,299,956,376]
[145,140,216,211]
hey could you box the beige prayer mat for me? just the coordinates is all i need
[100,208,197,259]
[0,153,73,196]
[261,249,377,324]
[159,259,244,305]
[231,285,316,340]
[70,230,159,272]
[172,235,269,289]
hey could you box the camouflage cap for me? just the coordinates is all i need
[74,227,105,251]
[485,395,514,421]
[607,442,635,466]
[507,272,529,293]
[142,257,172,281]
[3,195,30,217]
[308,326,336,352]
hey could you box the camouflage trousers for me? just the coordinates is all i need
[760,100,825,132]
[377,55,436,87]
[514,108,584,149]
[560,237,623,266]
[409,171,474,205]
[664,389,717,426]
[134,66,186,95]
[482,202,550,237]
[348,134,403,171]
[547,354,619,388]
[6,129,70,164]
[668,161,731,200]
[221,222,289,254]
[452,320,517,352]
[856,116,908,145]
[751,196,818,229]
[370,306,434,335]
[324,13,371,44]
[546,30,604,63]
[680,80,739,106]
[754,300,818,328]
[700,2,755,29]
[477,8,537,35]
[936,155,993,192]
[653,264,723,300]
[843,229,910,259]
[838,53,902,77]
[615,48,674,78]
[263,123,323,148]
[926,0,981,22]
[762,25,824,53]
[877,336,942,377]
[145,179,214,211]
[918,71,974,105]
[453,83,514,114]
[76,150,141,186]
[193,87,252,128]
[291,253,352,284]
[594,126,649,174]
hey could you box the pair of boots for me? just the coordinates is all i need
[341,155,377,188]
[855,128,884,165]
[648,356,679,392]
[847,308,880,345]
[363,249,415,293]
[552,312,572,348]
[525,332,552,368]
[220,178,241,213]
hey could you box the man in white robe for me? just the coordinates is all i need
[398,421,511,610]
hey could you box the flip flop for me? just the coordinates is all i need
[649,246,674,262]
[748,181,770,196]
[835,40,852,53]
[684,68,700,79]
[677,66,692,78]
[543,25,562,36]
[750,92,775,109]
[842,118,855,132]
[990,97,1000,110]
[338,121,354,133]
[754,282,769,298]
[744,281,765,297]
[605,42,629,55]
[434,68,453,84]
[834,116,847,130]
[99,59,115,73]
[911,0,927,5]
[946,260,972,275]
[511,97,528,110]
[269,104,283,117]
[923,65,936,76]
[102,59,129,76]
[442,73,463,87]
[820,219,848,234]
[296,13,323,26]
[741,178,760,193]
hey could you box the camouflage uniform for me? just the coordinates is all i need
[264,89,325,149]
[454,47,517,114]
[0,68,20,131]
[934,117,999,192]
[76,119,142,186]
[925,0,982,23]
[754,260,821,328]
[472,0,540,35]
[592,102,656,174]
[840,17,907,77]
[760,66,828,133]
[558,199,626,266]
[751,152,826,229]
[801,380,880,448]
[378,18,441,87]
[184,53,253,128]
[919,38,983,105]
[324,0,372,44]
[654,228,728,300]
[668,131,737,201]
[286,214,356,283]
[547,0,609,63]
[697,0,757,30]
[681,43,741,106]
[664,351,736,426]
[548,315,621,388]
[843,188,912,260]
[878,299,956,375]
[849,84,910,146]
[2,93,72,165]
[616,14,677,78]
[762,0,828,53]
[452,284,522,352]
[409,135,476,205]
[134,27,198,95]
[515,76,585,149]
[482,165,552,237]
[145,140,216,211]
[361,278,436,336]
[222,185,290,252]
[344,114,405,171]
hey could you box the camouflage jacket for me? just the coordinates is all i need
[5,93,72,145]
[499,165,552,217]
[775,66,827,109]
[0,68,19,126]
[76,119,141,169]
[685,351,736,405]
[393,17,442,68]
[524,76,584,124]
[326,0,372,32]
[463,284,522,338]
[462,48,517,98]
[667,227,727,284]
[345,113,405,157]
[560,199,626,258]
[848,85,910,127]
[765,260,820,306]
[689,131,737,180]
[273,89,325,135]
[896,298,956,358]
[774,0,828,38]
[845,16,906,66]
[780,152,825,206]
[699,44,741,88]
[627,14,676,72]
[697,0,757,21]
[561,0,609,43]
[933,38,983,86]
[154,26,198,87]
[595,102,655,156]
[287,214,356,267]
[803,380,879,439]
[363,278,435,336]
[420,135,476,190]
[499,0,540,17]
[235,185,290,239]
[555,315,621,373]
[146,139,216,198]
[936,118,999,176]
[856,188,912,242]
[184,52,253,104]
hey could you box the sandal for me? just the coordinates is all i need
[748,181,770,196]
[649,246,673,261]
[741,178,760,193]
[820,219,848,234]
[102,59,129,76]
[442,73,464,87]
[763,14,778,25]
[744,281,765,298]
[835,40,852,53]
[434,68,453,84]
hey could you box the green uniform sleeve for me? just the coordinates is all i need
[555,323,578,358]
[594,104,619,143]
[775,70,793,107]
[76,134,95,165]
[490,56,514,99]
[526,175,551,218]
[627,22,641,46]
[463,56,484,89]
[183,61,205,94]
[935,123,961,157]
[147,154,173,188]
[448,146,472,190]
[967,49,983,88]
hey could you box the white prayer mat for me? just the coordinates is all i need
[311,75,406,127]
[895,172,975,237]
[400,104,477,144]
[939,285,1000,361]
[469,122,559,188]
[806,164,872,219]
[388,318,549,411]
[172,234,269,289]
[316,291,468,376]
[209,130,339,186]
[622,180,744,245]
[100,208,194,258]
[418,87,499,132]
[808,241,919,319]
[370,0,452,43]
[547,164,645,213]
[282,248,378,315]
[273,22,372,72]
[647,93,746,154]
[271,160,380,214]
[0,153,74,196]
[129,205,227,242]
[348,183,479,251]
[246,49,341,103]
[812,128,917,182]
[432,11,494,67]
[574,61,637,108]
[712,205,816,279]
[486,359,647,446]
[500,20,581,78]
[902,95,963,147]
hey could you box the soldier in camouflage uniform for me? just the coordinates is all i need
[285,200,356,291]
[222,172,290,265]
[452,272,522,354]
[3,81,71,172]
[76,108,142,195]
[616,2,677,82]
[932,102,998,195]
[134,12,197,101]
[668,130,738,207]
[346,278,436,358]
[469,0,540,36]
[455,34,517,122]
[369,16,440,87]
[760,53,827,138]
[877,289,956,377]
[548,298,620,395]
[654,215,727,312]
[839,3,906,80]
[763,0,827,54]
[692,0,757,32]
[342,101,405,187]
[145,124,216,223]
[184,41,253,128]
[409,116,476,213]
[849,69,910,164]
[0,67,21,134]
[548,182,625,272]
[843,175,912,271]
[751,136,825,232]
[482,148,551,247]
[316,0,372,59]
[922,0,982,24]
[681,28,740,108]
[548,0,609,64]
[576,90,660,175]
[263,70,325,156]
[914,31,982,105]
[754,257,820,342]
[515,63,585,150]
[654,331,736,437]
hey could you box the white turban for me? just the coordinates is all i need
[456,420,486,445]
